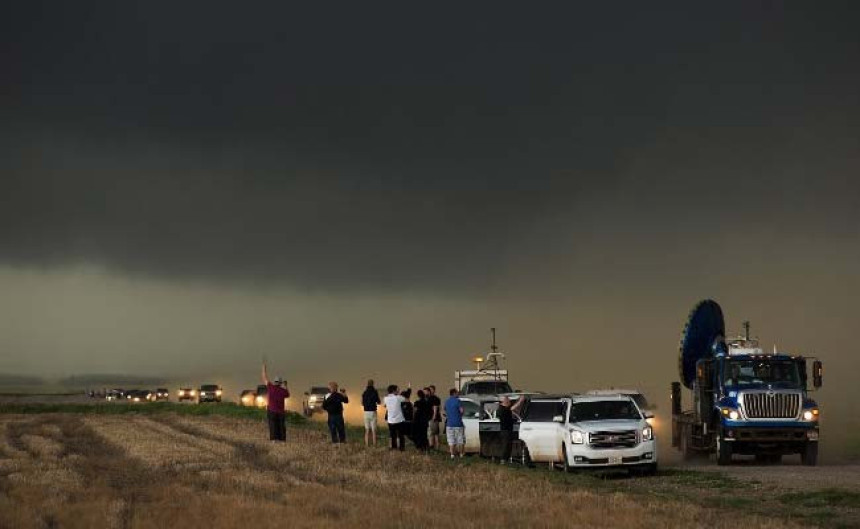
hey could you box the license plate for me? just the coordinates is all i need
[609,456,622,465]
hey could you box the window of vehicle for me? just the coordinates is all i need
[481,401,500,420]
[461,400,481,418]
[311,386,329,395]
[723,360,801,387]
[523,400,568,422]
[569,400,641,422]
[462,381,513,394]
[201,385,219,391]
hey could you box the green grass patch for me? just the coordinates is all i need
[779,488,860,509]
[658,468,740,489]
[0,402,306,424]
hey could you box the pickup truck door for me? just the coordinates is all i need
[461,399,482,453]
[518,400,568,462]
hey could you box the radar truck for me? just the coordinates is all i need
[671,300,823,465]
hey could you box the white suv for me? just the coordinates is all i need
[518,395,657,475]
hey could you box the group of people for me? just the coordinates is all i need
[262,362,523,460]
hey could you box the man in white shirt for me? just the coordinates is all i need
[383,384,407,451]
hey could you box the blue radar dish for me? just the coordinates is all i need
[679,299,725,388]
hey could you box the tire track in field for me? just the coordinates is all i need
[149,415,324,489]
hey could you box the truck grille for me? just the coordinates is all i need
[741,392,800,419]
[588,430,638,448]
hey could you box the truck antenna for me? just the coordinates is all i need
[743,321,750,341]
[490,327,498,357]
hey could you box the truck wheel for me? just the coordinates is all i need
[801,442,818,466]
[716,435,732,466]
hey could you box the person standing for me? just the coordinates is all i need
[426,385,442,451]
[411,389,431,451]
[322,382,349,444]
[361,379,381,447]
[444,388,465,459]
[497,395,526,464]
[261,361,290,442]
[400,388,414,441]
[383,384,407,451]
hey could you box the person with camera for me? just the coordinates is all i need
[323,381,349,444]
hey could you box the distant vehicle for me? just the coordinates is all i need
[586,389,654,424]
[177,387,196,402]
[197,384,222,403]
[105,389,125,401]
[515,394,657,474]
[240,389,256,407]
[151,388,170,402]
[126,389,152,403]
[255,384,268,408]
[302,386,329,416]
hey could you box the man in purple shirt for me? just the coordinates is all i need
[262,361,290,441]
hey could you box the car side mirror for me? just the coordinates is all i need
[552,415,564,423]
[643,411,655,420]
[812,360,823,388]
[304,392,309,396]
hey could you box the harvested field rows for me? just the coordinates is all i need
[0,412,849,528]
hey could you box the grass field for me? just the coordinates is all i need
[0,403,857,529]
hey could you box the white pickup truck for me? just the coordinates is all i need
[516,394,657,475]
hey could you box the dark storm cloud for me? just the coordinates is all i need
[2,2,860,290]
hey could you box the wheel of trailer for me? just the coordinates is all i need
[801,442,818,466]
[716,435,732,466]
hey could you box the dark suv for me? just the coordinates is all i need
[197,384,222,403]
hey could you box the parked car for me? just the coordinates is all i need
[177,387,196,402]
[515,394,657,475]
[105,389,125,401]
[240,389,256,406]
[125,389,151,403]
[151,388,170,402]
[197,384,222,403]
[302,386,329,416]
[457,396,489,453]
[254,384,268,408]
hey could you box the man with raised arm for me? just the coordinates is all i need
[262,361,290,442]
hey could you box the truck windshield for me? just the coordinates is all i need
[723,360,801,387]
[569,401,641,422]
[463,381,513,394]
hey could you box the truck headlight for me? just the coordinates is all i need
[569,430,584,444]
[216,390,222,396]
[721,407,739,420]
[803,409,819,421]
[642,426,653,441]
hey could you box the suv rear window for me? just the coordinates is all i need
[462,381,513,394]
[523,401,567,422]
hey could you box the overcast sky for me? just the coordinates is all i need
[1,3,858,442]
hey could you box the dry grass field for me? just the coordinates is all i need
[0,406,857,529]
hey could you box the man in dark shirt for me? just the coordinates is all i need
[497,395,526,463]
[323,381,349,443]
[426,385,442,451]
[261,361,290,442]
[361,380,381,446]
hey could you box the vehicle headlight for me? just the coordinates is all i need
[216,390,222,396]
[256,396,264,404]
[803,409,819,421]
[190,390,197,396]
[642,426,653,441]
[569,430,584,444]
[721,407,739,420]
